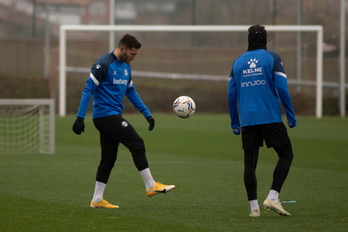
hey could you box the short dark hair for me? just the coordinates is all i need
[118,34,141,49]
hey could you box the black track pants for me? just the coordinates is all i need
[93,115,149,183]
[244,142,293,200]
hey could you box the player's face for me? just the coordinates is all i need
[119,47,139,64]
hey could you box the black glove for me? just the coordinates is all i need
[72,117,85,135]
[146,116,155,131]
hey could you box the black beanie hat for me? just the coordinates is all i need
[247,25,267,51]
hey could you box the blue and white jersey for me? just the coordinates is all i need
[76,51,151,119]
[228,49,296,128]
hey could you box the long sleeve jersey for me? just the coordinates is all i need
[76,51,151,119]
[228,49,296,129]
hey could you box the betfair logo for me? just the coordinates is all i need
[113,78,128,86]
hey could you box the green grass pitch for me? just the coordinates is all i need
[0,114,347,231]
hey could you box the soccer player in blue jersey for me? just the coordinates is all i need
[72,34,175,208]
[228,25,297,217]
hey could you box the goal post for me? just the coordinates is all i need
[59,25,324,118]
[0,99,55,154]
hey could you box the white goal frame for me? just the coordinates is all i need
[0,99,55,154]
[59,25,324,118]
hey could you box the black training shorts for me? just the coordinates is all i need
[241,122,290,149]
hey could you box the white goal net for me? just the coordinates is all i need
[0,99,55,154]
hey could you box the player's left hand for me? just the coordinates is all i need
[146,116,155,131]
[232,127,240,135]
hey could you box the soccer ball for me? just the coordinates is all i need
[173,96,196,118]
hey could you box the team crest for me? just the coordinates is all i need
[121,121,128,128]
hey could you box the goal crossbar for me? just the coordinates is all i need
[59,25,324,117]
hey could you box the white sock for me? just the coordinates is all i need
[139,168,156,189]
[267,189,279,202]
[91,181,106,203]
[249,200,259,211]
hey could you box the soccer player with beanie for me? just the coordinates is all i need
[228,25,297,217]
[72,34,175,208]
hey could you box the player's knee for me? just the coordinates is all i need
[128,138,145,156]
[98,163,115,173]
[275,142,294,161]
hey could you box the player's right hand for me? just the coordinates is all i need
[288,121,297,128]
[72,117,85,135]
